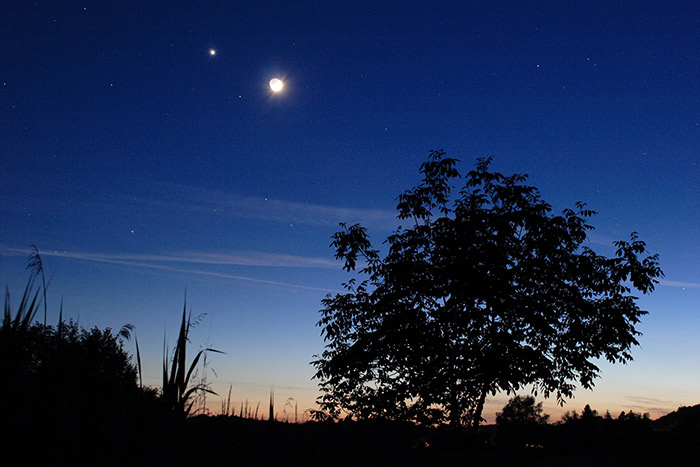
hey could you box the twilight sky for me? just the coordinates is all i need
[2,1,699,422]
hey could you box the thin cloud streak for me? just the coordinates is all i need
[624,396,676,417]
[1,246,337,293]
[173,251,338,269]
[659,279,700,289]
[123,184,399,230]
[5,245,699,291]
[585,232,617,247]
[1,246,337,269]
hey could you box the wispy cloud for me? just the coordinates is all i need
[585,232,617,247]
[170,251,338,268]
[624,396,676,416]
[626,395,673,406]
[658,279,700,289]
[0,246,338,292]
[120,184,399,230]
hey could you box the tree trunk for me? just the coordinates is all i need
[448,403,460,428]
[471,385,488,429]
[448,387,461,428]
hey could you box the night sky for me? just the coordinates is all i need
[2,1,699,421]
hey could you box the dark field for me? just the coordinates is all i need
[6,408,700,466]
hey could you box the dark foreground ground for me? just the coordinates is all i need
[6,409,700,467]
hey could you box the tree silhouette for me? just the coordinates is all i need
[496,395,549,448]
[581,404,599,421]
[313,151,663,428]
[496,395,549,426]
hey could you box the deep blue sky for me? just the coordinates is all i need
[2,1,699,421]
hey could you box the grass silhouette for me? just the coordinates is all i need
[162,296,223,418]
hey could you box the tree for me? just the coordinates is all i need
[313,151,663,428]
[496,395,549,426]
[561,410,580,423]
[496,395,549,448]
[581,404,599,421]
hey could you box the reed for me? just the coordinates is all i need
[2,259,44,408]
[162,297,222,417]
[2,261,41,333]
[26,245,48,326]
[220,384,233,416]
[283,397,298,423]
[118,323,143,389]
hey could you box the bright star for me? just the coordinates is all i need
[209,49,216,56]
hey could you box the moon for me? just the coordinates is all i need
[269,78,284,93]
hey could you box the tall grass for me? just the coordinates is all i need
[221,384,233,416]
[118,323,143,389]
[2,255,44,403]
[239,400,261,419]
[284,398,298,423]
[26,245,48,326]
[162,297,222,417]
[2,259,42,333]
[5,249,227,421]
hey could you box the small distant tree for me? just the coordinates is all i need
[581,404,599,421]
[561,410,579,423]
[618,410,650,422]
[313,151,663,428]
[496,395,549,426]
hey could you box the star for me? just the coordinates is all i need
[209,49,217,56]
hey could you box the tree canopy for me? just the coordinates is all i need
[312,151,662,428]
[496,395,549,426]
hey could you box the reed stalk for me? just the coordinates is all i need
[118,323,143,389]
[162,296,222,417]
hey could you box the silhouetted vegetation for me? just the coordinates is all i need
[655,404,700,434]
[495,395,549,448]
[1,256,217,465]
[161,299,223,418]
[4,220,695,465]
[313,152,663,427]
[3,260,152,464]
[497,395,550,426]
